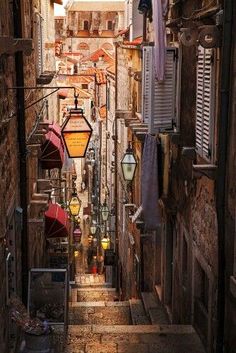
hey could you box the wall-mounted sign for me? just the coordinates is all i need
[61,109,92,158]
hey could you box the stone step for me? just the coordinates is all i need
[75,282,113,288]
[75,274,105,286]
[76,288,118,302]
[68,303,131,325]
[53,325,205,353]
[129,299,150,325]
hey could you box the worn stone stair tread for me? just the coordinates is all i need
[70,301,130,307]
[68,324,197,334]
[77,287,117,292]
[74,282,113,288]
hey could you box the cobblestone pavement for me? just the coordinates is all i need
[50,277,205,353]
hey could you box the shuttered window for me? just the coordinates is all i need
[142,46,177,134]
[196,46,215,161]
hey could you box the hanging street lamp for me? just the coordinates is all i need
[121,143,137,182]
[101,200,109,222]
[90,220,97,235]
[68,193,81,216]
[61,108,93,158]
[100,223,106,234]
[73,225,82,243]
[101,235,110,250]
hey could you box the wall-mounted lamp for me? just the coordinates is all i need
[121,143,137,182]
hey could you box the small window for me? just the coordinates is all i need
[107,21,113,30]
[81,84,88,90]
[83,20,89,30]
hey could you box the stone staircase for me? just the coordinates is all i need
[69,301,131,325]
[51,278,205,353]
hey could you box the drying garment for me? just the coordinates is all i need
[141,134,160,230]
[152,0,168,81]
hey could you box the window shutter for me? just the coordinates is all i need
[150,49,177,133]
[142,47,177,133]
[196,46,214,160]
[35,15,43,76]
[142,46,153,124]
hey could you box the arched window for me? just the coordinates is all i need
[83,20,89,30]
[102,43,113,51]
[77,42,89,50]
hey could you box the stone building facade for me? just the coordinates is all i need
[114,0,236,352]
[0,1,61,351]
[55,1,124,60]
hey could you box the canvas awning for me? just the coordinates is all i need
[45,203,69,238]
[40,125,64,169]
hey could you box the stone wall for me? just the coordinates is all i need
[224,3,236,351]
[0,1,21,351]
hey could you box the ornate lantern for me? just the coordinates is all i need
[101,201,109,222]
[101,235,110,250]
[121,143,137,182]
[61,109,92,158]
[73,225,82,243]
[68,193,81,216]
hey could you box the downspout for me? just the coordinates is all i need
[114,42,119,292]
[216,1,233,352]
[13,1,28,304]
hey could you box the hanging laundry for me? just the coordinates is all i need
[152,0,168,81]
[141,134,160,230]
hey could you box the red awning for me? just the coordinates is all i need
[41,129,64,169]
[57,89,68,99]
[45,203,69,238]
[48,123,62,138]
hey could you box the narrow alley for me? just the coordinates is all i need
[0,1,236,353]
[48,274,204,353]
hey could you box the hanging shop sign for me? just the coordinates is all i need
[61,109,92,158]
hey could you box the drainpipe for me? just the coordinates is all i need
[216,1,233,352]
[13,1,28,305]
[114,42,119,292]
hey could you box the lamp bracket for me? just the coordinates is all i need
[6,86,77,119]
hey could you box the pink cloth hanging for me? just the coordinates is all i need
[152,0,168,81]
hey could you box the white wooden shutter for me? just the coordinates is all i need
[142,46,177,133]
[151,49,177,133]
[196,46,214,160]
[35,15,43,76]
